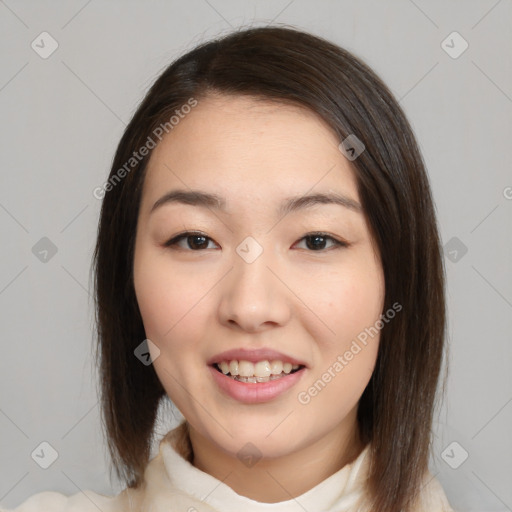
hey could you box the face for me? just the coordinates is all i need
[133,94,385,461]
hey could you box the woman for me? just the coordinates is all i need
[2,25,453,512]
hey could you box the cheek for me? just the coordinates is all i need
[133,248,205,349]
[302,277,382,418]
[133,253,209,407]
[302,256,383,402]
[312,262,384,342]
[318,259,384,394]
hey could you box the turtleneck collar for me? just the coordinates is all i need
[159,421,371,512]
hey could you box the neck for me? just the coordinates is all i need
[186,408,364,503]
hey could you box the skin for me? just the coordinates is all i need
[133,94,385,503]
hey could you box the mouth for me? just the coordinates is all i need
[208,359,307,403]
[211,360,306,384]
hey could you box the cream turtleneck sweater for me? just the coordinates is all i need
[1,422,454,512]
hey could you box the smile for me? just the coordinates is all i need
[213,359,304,383]
[209,361,307,403]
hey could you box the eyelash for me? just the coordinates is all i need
[163,231,349,252]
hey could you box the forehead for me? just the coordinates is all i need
[141,94,359,211]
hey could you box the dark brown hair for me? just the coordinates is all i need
[92,25,447,511]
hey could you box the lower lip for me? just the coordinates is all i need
[208,365,306,404]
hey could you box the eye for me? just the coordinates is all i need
[163,231,219,251]
[164,231,348,252]
[294,232,349,252]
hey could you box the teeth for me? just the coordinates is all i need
[239,360,257,377]
[215,359,303,379]
[254,361,271,377]
[236,374,284,383]
[270,360,283,374]
[228,360,239,376]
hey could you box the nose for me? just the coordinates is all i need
[217,247,291,333]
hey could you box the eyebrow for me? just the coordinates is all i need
[150,189,362,216]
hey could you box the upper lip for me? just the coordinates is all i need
[207,348,308,367]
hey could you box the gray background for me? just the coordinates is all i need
[0,1,511,511]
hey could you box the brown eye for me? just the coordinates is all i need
[185,235,209,250]
[295,233,348,252]
[164,232,218,251]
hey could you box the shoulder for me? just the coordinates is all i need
[0,489,122,512]
[415,471,454,512]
